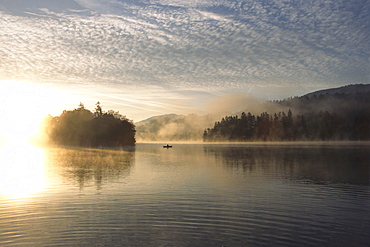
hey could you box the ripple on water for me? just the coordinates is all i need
[0,145,369,246]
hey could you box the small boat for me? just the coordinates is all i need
[163,144,172,148]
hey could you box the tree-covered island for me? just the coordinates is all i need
[42,102,136,147]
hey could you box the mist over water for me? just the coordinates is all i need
[0,143,368,246]
[135,93,282,142]
[136,88,370,142]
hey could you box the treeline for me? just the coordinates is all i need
[42,102,136,147]
[203,109,369,142]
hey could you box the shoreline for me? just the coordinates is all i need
[137,141,370,147]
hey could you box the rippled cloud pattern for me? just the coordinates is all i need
[1,0,369,92]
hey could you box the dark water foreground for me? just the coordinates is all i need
[0,143,369,246]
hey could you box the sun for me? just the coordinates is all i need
[0,80,76,146]
[0,80,76,199]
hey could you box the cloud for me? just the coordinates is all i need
[0,0,369,120]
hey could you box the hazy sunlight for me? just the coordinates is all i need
[0,144,47,199]
[0,80,76,145]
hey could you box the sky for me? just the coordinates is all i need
[0,0,369,122]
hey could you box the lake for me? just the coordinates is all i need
[0,143,369,246]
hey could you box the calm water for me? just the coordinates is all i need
[0,143,369,246]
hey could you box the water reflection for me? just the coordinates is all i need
[0,144,46,199]
[0,144,369,247]
[45,147,135,191]
[0,145,135,200]
[204,145,370,185]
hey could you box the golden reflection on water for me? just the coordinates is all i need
[0,144,47,199]
[0,144,135,200]
[45,147,135,190]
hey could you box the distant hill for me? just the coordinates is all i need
[304,84,370,98]
[136,84,370,142]
[204,84,370,141]
[135,113,218,142]
[135,114,184,126]
[276,84,370,116]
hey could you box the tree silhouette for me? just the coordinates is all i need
[43,103,135,147]
[203,106,369,142]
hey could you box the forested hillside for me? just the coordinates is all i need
[204,91,370,141]
[135,114,216,142]
[135,84,369,142]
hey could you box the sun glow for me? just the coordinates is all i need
[0,144,47,199]
[0,80,77,146]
